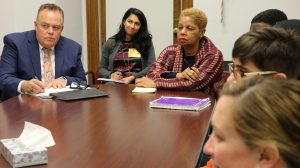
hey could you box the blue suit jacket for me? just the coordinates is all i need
[0,30,86,100]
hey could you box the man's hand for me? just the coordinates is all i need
[176,67,200,82]
[46,77,66,88]
[135,77,156,88]
[21,79,45,94]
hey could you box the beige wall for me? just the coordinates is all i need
[196,0,300,60]
[1,0,299,64]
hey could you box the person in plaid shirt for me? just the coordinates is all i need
[135,8,224,98]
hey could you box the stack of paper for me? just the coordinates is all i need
[132,87,157,93]
[33,86,75,98]
[97,78,125,84]
[149,96,210,111]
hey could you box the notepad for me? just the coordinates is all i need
[132,87,157,93]
[33,86,75,98]
[149,96,210,111]
[97,78,125,84]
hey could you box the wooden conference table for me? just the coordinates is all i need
[0,84,215,168]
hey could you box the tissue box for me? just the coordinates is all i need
[0,138,48,168]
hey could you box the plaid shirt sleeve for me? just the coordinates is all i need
[147,37,224,97]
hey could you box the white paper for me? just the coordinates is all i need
[132,87,157,93]
[34,86,75,97]
[17,122,55,149]
[97,78,125,84]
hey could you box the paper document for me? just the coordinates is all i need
[97,78,125,84]
[132,87,156,93]
[33,86,75,98]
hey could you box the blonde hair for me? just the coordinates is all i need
[179,8,207,30]
[221,77,300,168]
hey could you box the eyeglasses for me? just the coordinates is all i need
[228,63,277,79]
[243,71,278,77]
[38,22,63,32]
[70,81,87,90]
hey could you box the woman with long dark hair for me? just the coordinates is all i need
[99,8,155,84]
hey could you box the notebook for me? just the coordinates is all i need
[132,87,157,93]
[34,86,75,98]
[50,89,109,100]
[149,96,210,111]
[97,78,125,84]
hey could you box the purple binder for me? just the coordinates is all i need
[149,96,210,111]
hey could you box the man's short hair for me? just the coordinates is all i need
[251,9,287,26]
[232,27,300,79]
[36,3,64,24]
[274,19,300,79]
[274,19,300,34]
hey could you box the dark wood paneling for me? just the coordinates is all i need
[182,0,193,9]
[86,0,100,84]
[173,0,193,44]
[100,0,106,46]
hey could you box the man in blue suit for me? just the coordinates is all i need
[0,3,86,101]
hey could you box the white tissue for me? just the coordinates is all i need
[16,121,55,149]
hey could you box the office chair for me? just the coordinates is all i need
[85,67,102,85]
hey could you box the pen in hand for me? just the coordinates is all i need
[32,75,46,90]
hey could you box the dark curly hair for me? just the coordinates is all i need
[251,9,287,26]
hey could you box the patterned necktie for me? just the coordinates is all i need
[42,48,54,83]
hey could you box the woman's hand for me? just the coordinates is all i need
[176,67,200,82]
[135,77,156,88]
[110,71,123,80]
[122,76,135,84]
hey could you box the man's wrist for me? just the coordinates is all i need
[18,80,25,93]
